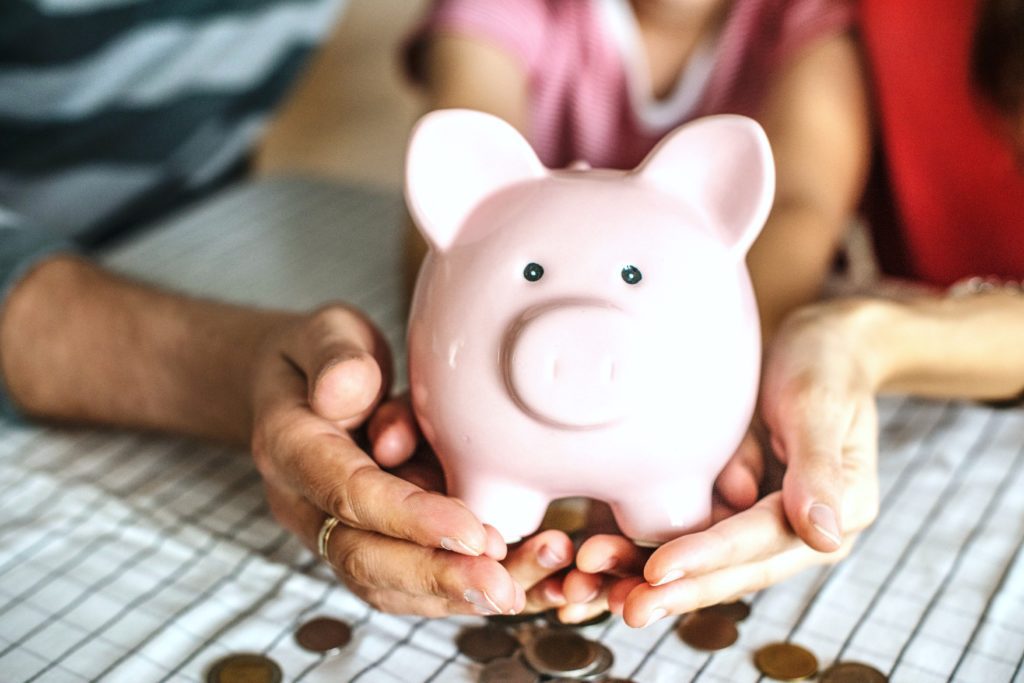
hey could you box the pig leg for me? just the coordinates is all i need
[610,484,713,547]
[449,477,551,544]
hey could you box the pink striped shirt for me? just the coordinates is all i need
[407,0,854,169]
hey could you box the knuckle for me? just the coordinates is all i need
[336,542,374,587]
[337,465,381,528]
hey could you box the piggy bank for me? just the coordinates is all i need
[406,109,774,545]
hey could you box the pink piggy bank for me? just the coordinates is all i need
[406,109,774,545]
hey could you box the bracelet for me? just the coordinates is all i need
[948,276,1023,297]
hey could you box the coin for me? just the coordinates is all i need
[676,612,739,651]
[544,609,613,629]
[820,661,888,682]
[479,655,539,683]
[576,643,614,681]
[754,642,819,681]
[523,630,600,677]
[699,600,751,622]
[206,654,282,683]
[294,617,352,653]
[457,625,520,663]
[487,612,539,626]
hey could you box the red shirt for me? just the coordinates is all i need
[862,0,1024,286]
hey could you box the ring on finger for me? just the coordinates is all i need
[318,516,341,564]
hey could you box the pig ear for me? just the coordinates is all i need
[405,109,545,251]
[635,115,775,257]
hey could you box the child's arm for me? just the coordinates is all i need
[749,34,872,338]
[405,33,530,289]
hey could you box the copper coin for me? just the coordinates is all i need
[294,617,352,653]
[544,609,613,629]
[754,643,820,681]
[523,630,600,677]
[488,612,539,626]
[699,600,751,622]
[676,613,739,651]
[206,654,282,683]
[820,661,888,683]
[457,625,519,663]
[479,655,539,683]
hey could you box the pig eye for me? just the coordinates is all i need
[523,262,544,282]
[621,265,643,285]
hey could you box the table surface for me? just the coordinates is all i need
[1,177,1022,683]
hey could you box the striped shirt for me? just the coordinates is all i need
[0,0,345,246]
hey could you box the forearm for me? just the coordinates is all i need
[0,256,296,444]
[835,294,1024,400]
[748,199,847,339]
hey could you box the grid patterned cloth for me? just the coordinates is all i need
[0,177,1022,682]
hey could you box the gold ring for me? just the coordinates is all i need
[317,516,340,563]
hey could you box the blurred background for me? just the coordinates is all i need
[256,0,429,189]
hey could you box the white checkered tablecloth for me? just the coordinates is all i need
[1,177,1022,682]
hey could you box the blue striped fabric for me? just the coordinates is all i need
[0,0,347,422]
[0,0,346,243]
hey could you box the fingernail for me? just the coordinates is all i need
[441,536,483,556]
[643,607,668,628]
[537,544,566,569]
[591,557,617,574]
[808,503,842,547]
[543,583,566,605]
[561,603,590,623]
[577,586,600,604]
[464,588,502,615]
[652,568,685,587]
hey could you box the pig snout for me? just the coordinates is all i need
[502,302,636,429]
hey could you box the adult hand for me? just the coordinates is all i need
[250,305,532,617]
[575,302,884,627]
[369,395,590,615]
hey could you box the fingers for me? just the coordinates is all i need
[623,541,852,628]
[715,429,764,511]
[767,388,852,552]
[368,397,419,467]
[327,524,524,616]
[277,429,492,557]
[643,493,797,586]
[557,569,614,623]
[525,576,568,613]
[503,530,574,589]
[287,307,390,424]
[575,535,649,577]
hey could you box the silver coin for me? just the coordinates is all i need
[576,643,614,681]
[479,656,540,683]
[523,630,601,677]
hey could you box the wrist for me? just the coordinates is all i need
[784,297,898,392]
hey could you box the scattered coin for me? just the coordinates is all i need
[754,642,819,681]
[294,616,352,653]
[479,655,540,683]
[820,661,888,683]
[544,609,613,629]
[676,612,739,651]
[699,600,751,623]
[457,625,520,663]
[523,630,600,677]
[487,612,539,626]
[206,653,282,683]
[575,642,614,681]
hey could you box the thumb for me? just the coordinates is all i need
[768,392,850,553]
[287,307,389,423]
